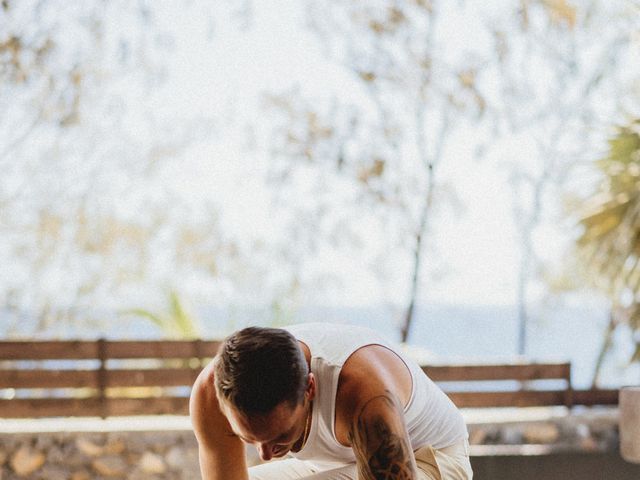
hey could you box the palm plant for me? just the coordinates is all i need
[122,290,201,339]
[574,119,640,385]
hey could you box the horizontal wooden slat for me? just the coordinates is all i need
[105,368,201,388]
[447,390,568,408]
[573,388,618,406]
[423,363,571,382]
[105,341,220,359]
[0,370,96,389]
[0,397,190,418]
[0,341,101,360]
[446,389,620,408]
[0,367,204,389]
[0,340,221,360]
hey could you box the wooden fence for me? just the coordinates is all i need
[422,362,618,408]
[0,340,219,418]
[0,340,619,418]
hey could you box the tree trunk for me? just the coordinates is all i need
[591,307,617,388]
[401,210,427,343]
[516,234,532,355]
[400,98,448,343]
[400,159,435,343]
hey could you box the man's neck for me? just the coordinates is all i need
[291,401,313,453]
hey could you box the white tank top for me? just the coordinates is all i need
[284,323,467,469]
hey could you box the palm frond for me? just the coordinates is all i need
[569,119,640,375]
[121,292,201,339]
[169,290,199,339]
[121,308,167,330]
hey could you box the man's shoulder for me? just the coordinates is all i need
[190,359,236,445]
[191,360,218,412]
[340,344,413,408]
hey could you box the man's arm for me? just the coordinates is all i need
[348,390,418,480]
[189,362,249,480]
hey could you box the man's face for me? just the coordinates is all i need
[221,396,311,461]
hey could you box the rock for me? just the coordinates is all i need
[70,471,91,480]
[593,425,619,451]
[124,435,149,454]
[523,423,560,444]
[500,426,523,444]
[33,435,54,451]
[76,437,104,457]
[10,446,46,476]
[46,443,68,465]
[575,423,590,438]
[92,456,127,477]
[128,470,154,480]
[139,451,166,474]
[468,428,487,445]
[36,465,68,480]
[579,435,599,452]
[166,446,199,470]
[104,439,126,455]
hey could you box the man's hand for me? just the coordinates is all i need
[349,390,418,480]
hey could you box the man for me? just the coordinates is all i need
[190,323,472,479]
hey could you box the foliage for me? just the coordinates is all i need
[0,1,243,334]
[264,0,637,347]
[1,0,639,382]
[579,123,640,286]
[122,290,201,339]
[266,0,490,341]
[573,120,640,374]
[484,0,637,354]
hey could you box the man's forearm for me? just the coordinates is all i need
[196,434,250,480]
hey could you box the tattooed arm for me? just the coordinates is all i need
[349,391,419,480]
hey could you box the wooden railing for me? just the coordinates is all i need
[0,340,619,418]
[0,340,220,418]
[422,362,619,408]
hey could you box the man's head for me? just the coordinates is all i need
[213,326,309,416]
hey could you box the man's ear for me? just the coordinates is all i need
[307,372,316,401]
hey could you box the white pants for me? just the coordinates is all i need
[249,440,473,480]
[250,459,355,480]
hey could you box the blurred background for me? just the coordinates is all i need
[1,0,639,389]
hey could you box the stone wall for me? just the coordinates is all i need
[466,408,620,455]
[0,408,627,479]
[0,430,202,480]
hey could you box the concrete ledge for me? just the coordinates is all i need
[0,416,193,433]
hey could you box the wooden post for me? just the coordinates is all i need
[564,364,574,409]
[191,339,203,384]
[620,386,640,464]
[97,338,107,419]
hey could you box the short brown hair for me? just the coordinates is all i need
[213,326,308,415]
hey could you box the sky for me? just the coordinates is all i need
[141,0,561,307]
[3,0,637,313]
[5,1,640,386]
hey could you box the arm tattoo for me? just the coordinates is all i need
[349,393,416,480]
